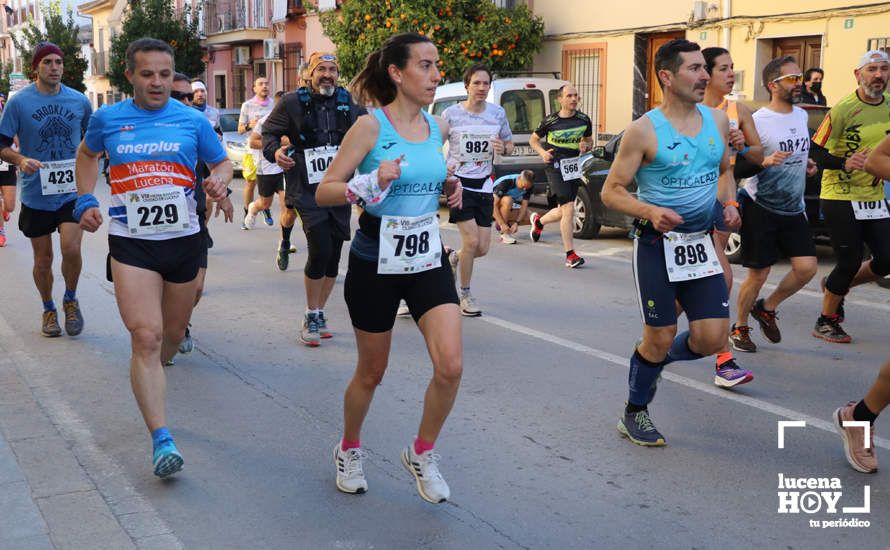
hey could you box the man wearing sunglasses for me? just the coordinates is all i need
[172,72,233,355]
[810,49,890,344]
[733,57,819,352]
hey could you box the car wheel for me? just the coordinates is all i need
[724,232,742,264]
[573,186,601,239]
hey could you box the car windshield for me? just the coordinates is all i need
[219,113,239,133]
[500,89,545,134]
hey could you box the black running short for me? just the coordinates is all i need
[739,194,815,269]
[449,187,493,227]
[256,173,284,198]
[18,200,77,238]
[108,232,203,284]
[344,249,459,333]
[0,168,16,186]
[197,212,210,269]
[545,164,579,206]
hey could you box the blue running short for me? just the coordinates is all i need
[632,229,729,327]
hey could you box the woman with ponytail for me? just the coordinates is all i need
[317,33,463,504]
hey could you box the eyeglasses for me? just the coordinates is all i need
[170,90,194,102]
[770,73,803,85]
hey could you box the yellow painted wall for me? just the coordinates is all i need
[535,1,890,138]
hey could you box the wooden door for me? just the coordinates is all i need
[772,36,822,71]
[646,31,686,110]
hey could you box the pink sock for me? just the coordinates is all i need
[413,437,435,455]
[341,439,360,452]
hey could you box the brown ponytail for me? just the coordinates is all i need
[350,33,433,107]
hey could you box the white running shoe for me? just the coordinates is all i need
[401,446,450,503]
[460,291,481,317]
[243,211,257,229]
[448,248,459,276]
[396,301,411,318]
[500,233,517,244]
[333,444,368,494]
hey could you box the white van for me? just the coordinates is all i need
[429,77,569,187]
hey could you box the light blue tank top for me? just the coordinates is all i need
[636,105,724,232]
[351,108,447,260]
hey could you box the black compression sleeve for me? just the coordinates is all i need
[810,142,847,171]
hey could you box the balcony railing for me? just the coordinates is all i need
[204,0,251,35]
[91,50,109,76]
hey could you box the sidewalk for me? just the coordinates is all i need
[0,349,137,550]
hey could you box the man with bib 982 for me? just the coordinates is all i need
[74,38,232,478]
[0,42,92,337]
[602,39,740,446]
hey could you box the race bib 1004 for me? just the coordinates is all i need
[304,145,339,185]
[851,200,890,220]
[662,230,723,282]
[40,159,76,195]
[125,186,190,236]
[378,213,442,275]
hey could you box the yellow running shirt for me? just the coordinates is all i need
[812,90,890,201]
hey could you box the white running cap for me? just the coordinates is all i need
[857,49,890,69]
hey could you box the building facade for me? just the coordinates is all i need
[533,0,890,142]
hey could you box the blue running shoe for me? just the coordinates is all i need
[617,408,666,446]
[263,209,274,226]
[714,358,753,388]
[152,440,184,478]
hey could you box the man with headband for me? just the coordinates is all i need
[0,41,92,337]
[262,51,366,346]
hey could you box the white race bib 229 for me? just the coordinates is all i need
[125,186,190,236]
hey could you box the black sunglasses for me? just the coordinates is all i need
[171,90,194,101]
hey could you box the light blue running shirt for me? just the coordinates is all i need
[636,105,724,232]
[351,108,447,261]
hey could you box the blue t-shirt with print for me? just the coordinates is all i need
[0,83,92,210]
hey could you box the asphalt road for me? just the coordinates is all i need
[1,178,888,549]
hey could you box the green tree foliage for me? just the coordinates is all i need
[0,62,13,96]
[10,1,89,92]
[320,0,544,83]
[108,0,204,95]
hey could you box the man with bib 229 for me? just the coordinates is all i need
[0,42,92,336]
[528,83,592,268]
[74,38,232,478]
[602,39,741,446]
[810,49,890,344]
[442,63,513,316]
[262,52,366,346]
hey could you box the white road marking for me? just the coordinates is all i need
[481,314,890,450]
[0,314,184,549]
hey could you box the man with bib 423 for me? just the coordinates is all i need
[0,42,92,337]
[602,39,741,446]
[74,38,232,478]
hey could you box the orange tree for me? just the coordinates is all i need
[320,0,544,83]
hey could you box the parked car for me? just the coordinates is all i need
[429,76,569,188]
[571,104,836,256]
[219,108,247,174]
